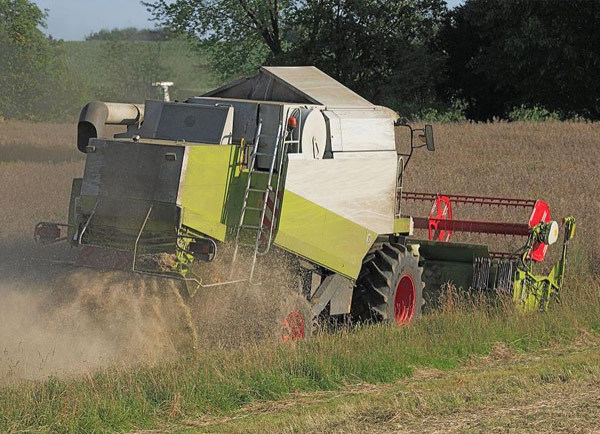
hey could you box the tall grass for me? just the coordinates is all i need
[1,276,598,432]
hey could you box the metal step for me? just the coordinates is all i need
[248,187,272,192]
[241,224,261,230]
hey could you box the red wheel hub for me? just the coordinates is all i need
[394,274,416,325]
[281,309,305,342]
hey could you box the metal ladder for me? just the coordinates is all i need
[230,120,283,280]
[230,109,303,281]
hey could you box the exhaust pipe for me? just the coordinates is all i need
[77,102,145,152]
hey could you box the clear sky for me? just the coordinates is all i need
[33,0,465,41]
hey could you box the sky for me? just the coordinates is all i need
[33,0,465,41]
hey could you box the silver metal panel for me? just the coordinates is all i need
[323,110,343,152]
[80,138,105,196]
[82,139,184,204]
[189,97,259,145]
[261,67,373,107]
[284,156,397,234]
[256,103,283,170]
[329,278,354,315]
[137,100,164,139]
[155,103,233,144]
[204,66,373,107]
[326,108,396,152]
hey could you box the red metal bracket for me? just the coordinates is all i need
[428,195,452,242]
[528,200,551,262]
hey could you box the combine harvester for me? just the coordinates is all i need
[35,67,575,340]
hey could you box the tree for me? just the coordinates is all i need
[144,0,448,115]
[440,0,600,120]
[144,0,290,77]
[85,27,173,42]
[0,0,83,120]
[282,0,447,114]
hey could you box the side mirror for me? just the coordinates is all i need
[424,125,435,151]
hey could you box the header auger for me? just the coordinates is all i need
[34,66,575,341]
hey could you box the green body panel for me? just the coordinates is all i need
[179,145,241,242]
[179,144,274,243]
[393,217,412,235]
[274,190,376,279]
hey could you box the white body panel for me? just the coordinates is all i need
[323,108,396,153]
[284,156,397,234]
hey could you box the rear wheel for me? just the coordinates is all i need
[352,242,424,325]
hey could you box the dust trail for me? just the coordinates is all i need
[0,242,309,383]
[187,245,313,347]
[0,267,195,383]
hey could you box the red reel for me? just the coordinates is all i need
[528,200,551,262]
[428,195,453,242]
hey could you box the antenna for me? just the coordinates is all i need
[152,81,174,102]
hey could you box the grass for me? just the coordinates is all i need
[0,278,599,432]
[0,120,599,431]
[204,340,600,432]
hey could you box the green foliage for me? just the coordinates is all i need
[85,27,172,42]
[440,0,600,121]
[507,105,560,122]
[0,0,85,120]
[417,98,468,123]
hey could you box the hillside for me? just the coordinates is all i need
[63,40,219,104]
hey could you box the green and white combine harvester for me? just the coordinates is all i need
[35,67,575,340]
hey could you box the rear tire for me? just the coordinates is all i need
[278,293,313,342]
[352,242,424,325]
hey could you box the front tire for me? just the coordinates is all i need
[352,242,424,325]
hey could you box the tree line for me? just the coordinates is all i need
[1,0,598,121]
[145,0,600,121]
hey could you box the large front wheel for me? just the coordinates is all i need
[352,242,424,325]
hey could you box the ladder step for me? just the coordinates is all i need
[248,187,272,192]
[244,206,263,211]
[254,152,275,157]
[241,224,262,230]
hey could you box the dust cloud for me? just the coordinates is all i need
[0,267,193,383]
[0,243,310,383]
